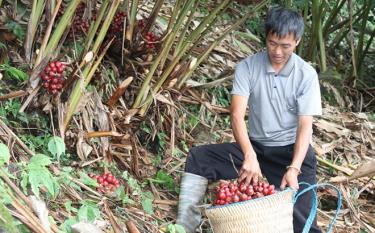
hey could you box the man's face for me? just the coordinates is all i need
[266,32,300,66]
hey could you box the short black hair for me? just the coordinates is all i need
[265,7,304,40]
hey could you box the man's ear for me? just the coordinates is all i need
[296,39,301,46]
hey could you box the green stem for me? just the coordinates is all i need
[348,0,357,86]
[165,0,183,36]
[317,7,326,72]
[284,0,292,8]
[179,0,230,55]
[92,0,121,55]
[44,0,82,56]
[36,0,63,65]
[132,0,196,108]
[298,3,308,56]
[142,0,164,34]
[174,0,199,56]
[356,0,370,76]
[83,0,110,55]
[322,0,345,38]
[141,1,269,112]
[177,1,268,88]
[159,0,196,70]
[326,7,364,35]
[125,0,139,45]
[307,0,320,63]
[25,0,46,63]
[64,1,121,130]
[64,39,114,130]
[358,28,375,72]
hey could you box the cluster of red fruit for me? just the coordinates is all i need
[41,61,66,94]
[138,19,145,29]
[72,3,90,35]
[110,11,126,33]
[72,18,90,35]
[213,181,276,206]
[144,32,157,49]
[89,172,120,193]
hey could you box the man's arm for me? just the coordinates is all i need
[231,95,262,184]
[280,115,313,190]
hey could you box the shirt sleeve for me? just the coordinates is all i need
[231,60,252,97]
[296,72,322,116]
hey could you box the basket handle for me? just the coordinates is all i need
[292,182,342,233]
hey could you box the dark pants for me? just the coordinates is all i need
[185,140,322,233]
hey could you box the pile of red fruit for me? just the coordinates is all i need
[213,181,276,206]
[89,172,120,193]
[41,61,66,94]
[144,32,157,49]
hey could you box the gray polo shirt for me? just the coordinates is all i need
[231,51,322,146]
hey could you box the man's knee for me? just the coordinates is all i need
[185,147,199,172]
[185,146,205,175]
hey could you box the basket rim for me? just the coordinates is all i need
[206,187,296,210]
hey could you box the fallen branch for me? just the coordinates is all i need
[126,220,141,233]
[0,119,35,156]
[103,200,122,233]
[107,76,134,109]
[0,90,27,101]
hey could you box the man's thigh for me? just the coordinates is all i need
[185,141,264,181]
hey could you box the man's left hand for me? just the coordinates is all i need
[280,168,299,190]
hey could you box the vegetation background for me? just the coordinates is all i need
[0,0,374,232]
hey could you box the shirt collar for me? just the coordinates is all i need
[265,52,295,77]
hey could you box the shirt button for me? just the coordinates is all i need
[274,74,277,77]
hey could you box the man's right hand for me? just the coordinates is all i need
[238,154,262,185]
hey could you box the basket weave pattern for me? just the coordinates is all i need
[205,189,295,233]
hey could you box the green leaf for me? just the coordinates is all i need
[20,171,28,194]
[48,136,65,158]
[27,154,58,198]
[154,170,175,190]
[0,64,28,82]
[0,143,10,166]
[64,201,77,214]
[79,172,97,187]
[0,181,12,204]
[60,217,78,233]
[167,224,176,233]
[175,224,186,233]
[0,202,18,233]
[233,38,252,54]
[141,197,153,215]
[141,191,154,215]
[77,200,101,222]
[28,168,56,197]
[0,42,6,50]
[116,186,135,205]
[29,154,52,167]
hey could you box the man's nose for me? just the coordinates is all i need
[275,46,282,55]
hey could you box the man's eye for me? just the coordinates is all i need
[282,45,290,49]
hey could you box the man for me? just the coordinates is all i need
[176,6,322,233]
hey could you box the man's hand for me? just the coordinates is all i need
[280,168,299,190]
[238,155,262,185]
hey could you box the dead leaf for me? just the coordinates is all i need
[71,222,104,233]
[349,160,375,180]
[315,119,351,137]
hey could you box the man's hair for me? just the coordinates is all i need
[265,7,304,40]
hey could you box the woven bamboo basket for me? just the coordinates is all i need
[205,189,296,233]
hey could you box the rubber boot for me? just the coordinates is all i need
[176,172,208,233]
